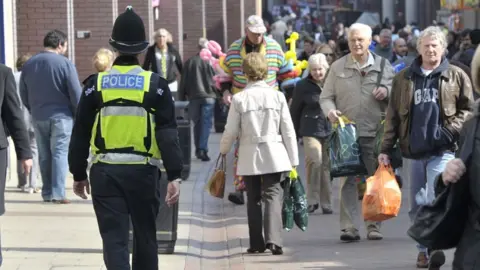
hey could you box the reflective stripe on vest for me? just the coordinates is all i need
[90,65,161,165]
[101,106,146,117]
[91,153,162,168]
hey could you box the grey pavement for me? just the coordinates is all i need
[0,133,454,270]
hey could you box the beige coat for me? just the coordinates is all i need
[220,81,299,176]
[320,53,394,137]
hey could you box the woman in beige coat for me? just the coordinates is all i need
[220,52,299,255]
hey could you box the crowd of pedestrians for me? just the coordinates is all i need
[0,4,479,269]
[206,11,480,270]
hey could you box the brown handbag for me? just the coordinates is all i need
[205,155,226,198]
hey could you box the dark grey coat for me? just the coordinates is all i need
[0,65,32,215]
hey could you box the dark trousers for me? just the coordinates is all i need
[188,98,214,152]
[0,147,6,267]
[243,173,283,249]
[90,163,160,270]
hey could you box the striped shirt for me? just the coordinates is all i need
[222,36,291,94]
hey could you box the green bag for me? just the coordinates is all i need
[290,170,308,231]
[374,120,402,169]
[281,177,294,231]
[329,117,368,178]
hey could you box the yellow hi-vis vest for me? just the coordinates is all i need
[90,65,161,166]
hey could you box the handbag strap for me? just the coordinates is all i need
[215,154,227,171]
[376,57,389,118]
[376,57,386,88]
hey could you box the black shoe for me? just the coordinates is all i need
[428,250,446,270]
[195,149,201,158]
[307,204,319,213]
[228,191,245,205]
[322,206,333,214]
[198,150,211,162]
[340,229,360,242]
[266,243,283,255]
[246,247,266,254]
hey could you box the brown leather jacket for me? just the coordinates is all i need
[380,64,474,159]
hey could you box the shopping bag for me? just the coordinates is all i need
[374,119,402,169]
[281,176,294,231]
[362,164,402,221]
[205,155,226,198]
[329,116,368,178]
[290,169,308,231]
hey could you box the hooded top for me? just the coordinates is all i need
[409,57,454,157]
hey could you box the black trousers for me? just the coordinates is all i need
[0,147,6,267]
[90,163,160,270]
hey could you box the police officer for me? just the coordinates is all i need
[68,6,183,270]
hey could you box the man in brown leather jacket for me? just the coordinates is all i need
[379,26,474,269]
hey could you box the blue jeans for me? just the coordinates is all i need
[407,152,455,252]
[189,98,214,152]
[34,116,73,201]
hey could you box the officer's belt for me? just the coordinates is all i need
[92,153,161,168]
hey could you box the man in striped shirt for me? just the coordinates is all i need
[220,15,294,205]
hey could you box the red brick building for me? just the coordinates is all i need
[12,0,256,80]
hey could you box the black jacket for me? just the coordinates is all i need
[142,44,183,84]
[177,54,217,101]
[290,78,331,139]
[68,56,184,182]
[433,103,480,269]
[0,64,32,215]
[0,65,31,159]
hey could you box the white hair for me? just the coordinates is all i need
[308,53,329,69]
[348,23,372,39]
[417,26,447,49]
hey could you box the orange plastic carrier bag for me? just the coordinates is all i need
[362,164,402,222]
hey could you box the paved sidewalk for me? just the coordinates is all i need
[1,134,455,270]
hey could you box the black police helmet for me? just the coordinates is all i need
[109,6,149,54]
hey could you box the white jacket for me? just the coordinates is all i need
[220,81,299,176]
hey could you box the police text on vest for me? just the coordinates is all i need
[101,74,145,90]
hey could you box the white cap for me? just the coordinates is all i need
[245,15,266,34]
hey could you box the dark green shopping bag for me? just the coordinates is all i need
[281,176,294,231]
[329,117,368,178]
[290,169,308,231]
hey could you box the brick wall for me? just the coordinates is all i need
[74,0,113,79]
[16,0,68,58]
[182,0,203,61]
[206,0,225,52]
[155,1,179,47]
[14,0,255,80]
[226,0,242,46]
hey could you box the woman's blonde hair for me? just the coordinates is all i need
[16,53,32,71]
[93,48,114,72]
[243,52,268,82]
[154,28,173,43]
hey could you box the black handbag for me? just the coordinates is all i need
[407,116,477,250]
[407,179,469,250]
